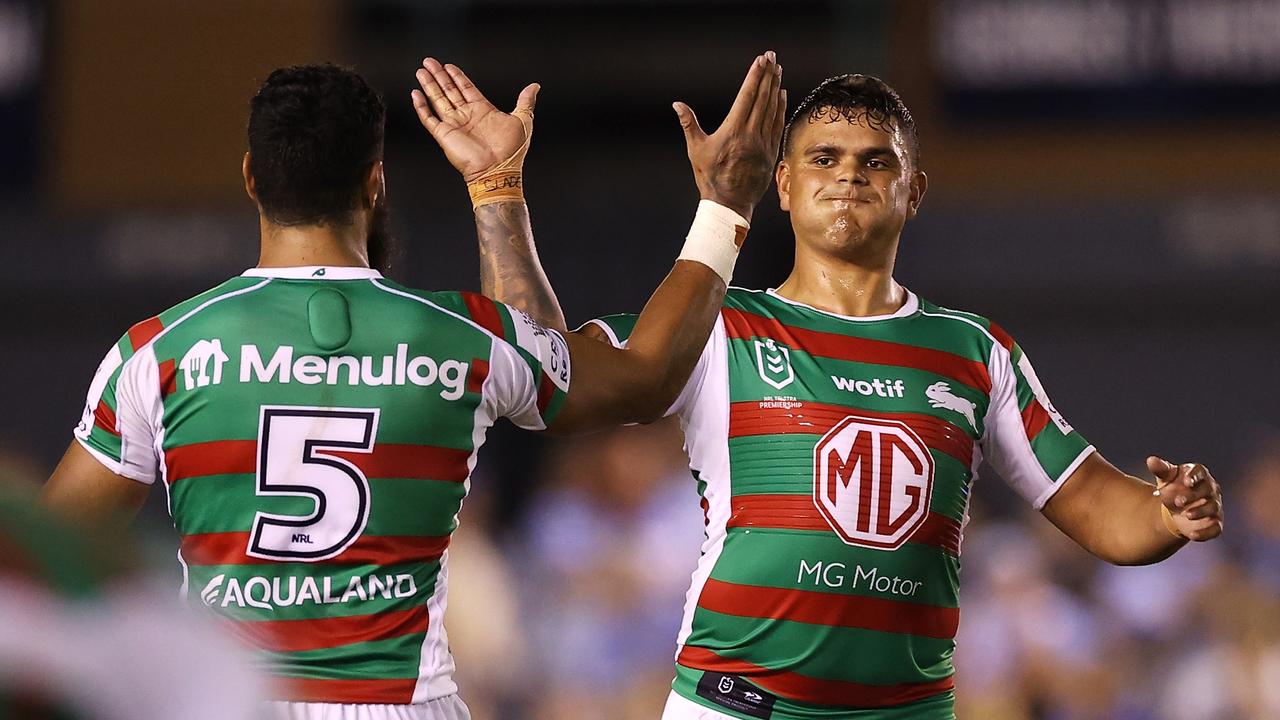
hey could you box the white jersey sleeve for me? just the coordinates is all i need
[980,339,1094,509]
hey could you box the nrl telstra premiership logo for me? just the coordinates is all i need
[755,337,795,390]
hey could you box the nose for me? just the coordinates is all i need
[837,166,868,185]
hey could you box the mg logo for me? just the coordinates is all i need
[813,415,934,549]
[754,338,794,390]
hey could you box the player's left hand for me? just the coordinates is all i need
[1147,456,1224,541]
[412,58,537,183]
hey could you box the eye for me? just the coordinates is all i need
[867,159,888,169]
[814,156,835,167]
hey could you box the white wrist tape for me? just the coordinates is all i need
[677,200,749,284]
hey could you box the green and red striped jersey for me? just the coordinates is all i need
[72,266,571,705]
[586,287,1092,720]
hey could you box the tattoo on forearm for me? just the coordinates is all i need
[475,203,567,331]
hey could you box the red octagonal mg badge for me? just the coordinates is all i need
[813,415,935,550]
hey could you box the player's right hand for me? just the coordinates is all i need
[673,51,786,222]
[412,58,537,183]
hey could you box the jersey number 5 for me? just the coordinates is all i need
[247,406,381,562]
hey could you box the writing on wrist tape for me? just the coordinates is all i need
[468,108,533,209]
[468,171,523,208]
[677,199,750,284]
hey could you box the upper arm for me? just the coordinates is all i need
[45,338,160,524]
[42,440,150,527]
[980,333,1093,508]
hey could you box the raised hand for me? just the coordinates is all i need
[412,58,537,183]
[673,51,786,221]
[1148,456,1224,541]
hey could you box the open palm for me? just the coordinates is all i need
[412,58,537,183]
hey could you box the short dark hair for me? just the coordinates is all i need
[247,64,385,226]
[782,74,920,168]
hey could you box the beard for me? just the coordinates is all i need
[366,193,399,275]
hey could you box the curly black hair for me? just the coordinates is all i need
[782,74,920,168]
[247,64,386,226]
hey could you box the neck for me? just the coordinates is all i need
[256,215,369,269]
[775,240,904,317]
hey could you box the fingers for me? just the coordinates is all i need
[514,83,540,115]
[411,88,446,138]
[769,88,788,156]
[1146,455,1178,483]
[423,57,466,110]
[1181,496,1221,521]
[416,64,457,125]
[748,55,782,133]
[724,52,773,129]
[673,101,706,149]
[1158,462,1217,510]
[443,63,490,105]
[1182,514,1223,541]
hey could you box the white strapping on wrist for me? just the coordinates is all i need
[677,200,750,284]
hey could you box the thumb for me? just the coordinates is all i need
[673,101,706,146]
[514,82,539,114]
[1146,455,1178,484]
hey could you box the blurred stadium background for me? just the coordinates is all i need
[2,1,1278,718]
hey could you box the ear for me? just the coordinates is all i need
[776,160,791,213]
[242,152,258,203]
[906,169,928,220]
[362,161,385,209]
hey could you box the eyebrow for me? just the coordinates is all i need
[803,144,901,162]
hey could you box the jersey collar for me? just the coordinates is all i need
[242,266,383,280]
[765,287,919,322]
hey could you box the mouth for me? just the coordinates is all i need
[819,196,869,203]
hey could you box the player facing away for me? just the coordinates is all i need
[40,56,785,720]
[464,74,1226,718]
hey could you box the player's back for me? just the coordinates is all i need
[75,266,567,704]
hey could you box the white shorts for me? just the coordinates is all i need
[265,695,471,720]
[662,690,740,720]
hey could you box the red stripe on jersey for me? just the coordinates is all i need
[467,358,490,394]
[535,373,556,415]
[1021,398,1051,441]
[461,292,505,338]
[127,316,164,351]
[233,604,430,653]
[697,577,959,639]
[987,321,1016,353]
[180,531,450,566]
[164,440,471,484]
[729,401,974,468]
[158,358,178,398]
[92,401,119,436]
[278,677,417,704]
[678,645,955,708]
[722,308,991,394]
[727,495,962,556]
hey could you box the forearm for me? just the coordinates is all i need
[551,261,724,432]
[475,201,566,331]
[616,259,726,419]
[1042,454,1187,565]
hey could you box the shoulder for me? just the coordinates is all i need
[112,277,267,362]
[913,297,1016,356]
[722,285,773,313]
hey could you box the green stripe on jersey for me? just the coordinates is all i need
[685,608,955,685]
[268,633,426,681]
[171,475,465,537]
